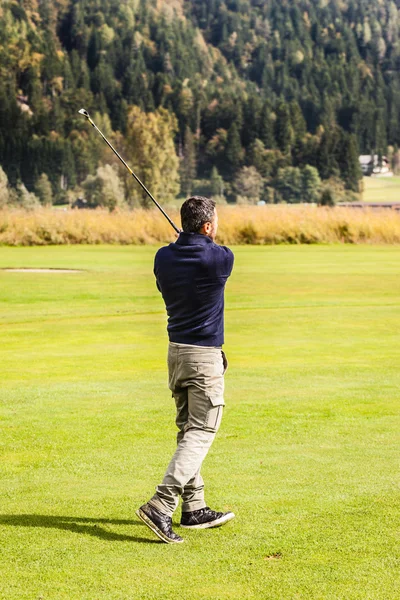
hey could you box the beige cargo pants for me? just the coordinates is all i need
[148,342,227,516]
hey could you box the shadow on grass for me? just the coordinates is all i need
[0,514,160,544]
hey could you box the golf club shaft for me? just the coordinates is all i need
[79,109,180,234]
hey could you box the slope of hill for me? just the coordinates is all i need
[1,0,399,203]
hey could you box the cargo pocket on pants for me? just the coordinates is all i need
[204,396,224,433]
[221,350,228,374]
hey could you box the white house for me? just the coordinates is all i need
[359,155,392,176]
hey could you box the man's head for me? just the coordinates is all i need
[180,196,218,241]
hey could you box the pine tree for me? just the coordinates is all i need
[242,95,262,147]
[180,126,197,197]
[338,133,362,192]
[260,103,275,149]
[289,100,306,142]
[317,128,340,180]
[210,166,225,198]
[225,122,244,175]
[61,142,77,189]
[275,102,294,155]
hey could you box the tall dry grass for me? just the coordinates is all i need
[1,205,400,245]
[217,205,400,245]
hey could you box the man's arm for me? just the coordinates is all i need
[215,245,234,279]
[154,249,162,292]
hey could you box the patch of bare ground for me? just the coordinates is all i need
[264,553,282,561]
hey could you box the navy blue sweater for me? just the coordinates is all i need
[154,232,234,347]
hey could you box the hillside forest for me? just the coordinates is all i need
[1,0,400,209]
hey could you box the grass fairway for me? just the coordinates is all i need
[362,175,400,202]
[0,245,399,600]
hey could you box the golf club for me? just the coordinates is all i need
[78,108,180,234]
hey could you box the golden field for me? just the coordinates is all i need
[1,204,400,245]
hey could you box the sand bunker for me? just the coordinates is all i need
[2,268,83,273]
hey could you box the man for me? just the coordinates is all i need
[136,196,235,544]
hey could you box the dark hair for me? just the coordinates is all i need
[180,196,216,233]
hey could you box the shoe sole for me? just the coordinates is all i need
[180,512,235,529]
[136,508,184,544]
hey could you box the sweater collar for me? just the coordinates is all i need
[176,232,213,246]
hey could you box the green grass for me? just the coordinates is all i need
[0,245,399,600]
[362,175,400,203]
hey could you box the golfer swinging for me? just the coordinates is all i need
[137,196,235,543]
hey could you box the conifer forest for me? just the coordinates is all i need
[1,0,399,208]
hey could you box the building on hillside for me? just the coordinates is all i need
[359,155,393,176]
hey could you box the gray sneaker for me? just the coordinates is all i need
[136,503,184,544]
[180,507,235,529]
